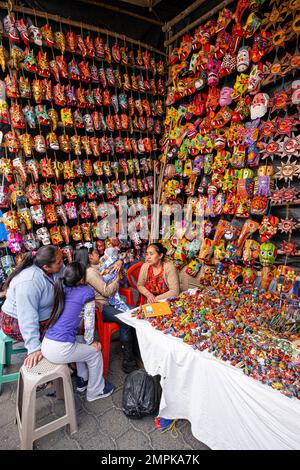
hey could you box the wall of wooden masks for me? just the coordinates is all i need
[159,0,300,294]
[0,9,165,278]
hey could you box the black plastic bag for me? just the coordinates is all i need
[122,369,162,419]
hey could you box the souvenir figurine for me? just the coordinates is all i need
[36,226,51,245]
[30,205,45,225]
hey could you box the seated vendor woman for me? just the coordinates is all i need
[137,243,180,303]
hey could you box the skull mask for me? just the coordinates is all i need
[207,59,221,86]
[36,227,51,245]
[237,46,251,72]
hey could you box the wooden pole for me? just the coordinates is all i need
[76,0,163,26]
[0,1,165,55]
[164,0,236,47]
[162,0,207,32]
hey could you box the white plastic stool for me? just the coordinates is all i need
[16,358,78,450]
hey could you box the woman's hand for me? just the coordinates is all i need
[91,341,102,353]
[146,294,156,304]
[109,259,123,274]
[24,350,43,368]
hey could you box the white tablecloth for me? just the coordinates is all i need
[118,310,300,450]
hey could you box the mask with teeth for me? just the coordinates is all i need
[207,59,221,86]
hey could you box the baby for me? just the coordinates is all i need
[98,247,128,312]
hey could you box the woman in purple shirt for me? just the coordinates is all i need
[42,262,115,402]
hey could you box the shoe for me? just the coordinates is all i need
[87,381,115,402]
[76,377,88,392]
[121,343,139,374]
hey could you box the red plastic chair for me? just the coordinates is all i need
[95,308,120,378]
[123,261,146,306]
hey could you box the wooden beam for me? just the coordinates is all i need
[0,1,165,55]
[164,0,236,47]
[162,0,206,32]
[76,0,163,26]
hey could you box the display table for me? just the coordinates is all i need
[118,310,300,450]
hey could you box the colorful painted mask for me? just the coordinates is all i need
[56,205,68,225]
[64,201,77,220]
[242,239,260,265]
[259,215,279,242]
[23,233,39,251]
[44,204,58,225]
[71,225,82,241]
[237,46,251,72]
[219,86,234,106]
[30,205,45,225]
[2,211,19,232]
[248,63,267,95]
[259,242,277,266]
[36,226,51,245]
[277,266,297,294]
[49,226,63,245]
[26,184,40,205]
[250,93,269,120]
[7,232,24,254]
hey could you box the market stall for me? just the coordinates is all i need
[118,286,300,450]
[0,0,165,281]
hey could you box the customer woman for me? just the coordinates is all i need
[74,247,137,374]
[137,243,180,303]
[0,246,63,368]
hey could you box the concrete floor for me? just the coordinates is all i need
[0,341,210,450]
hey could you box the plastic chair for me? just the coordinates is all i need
[0,329,27,394]
[95,308,120,378]
[16,358,77,449]
[123,261,146,307]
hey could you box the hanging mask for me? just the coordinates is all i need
[207,59,221,86]
[9,104,25,129]
[7,232,24,254]
[51,184,63,205]
[219,86,234,106]
[56,205,68,225]
[277,266,297,294]
[49,226,63,245]
[36,226,51,245]
[23,233,38,251]
[71,225,82,241]
[46,131,59,151]
[259,215,279,242]
[242,239,260,265]
[44,204,58,224]
[26,184,40,205]
[39,182,53,202]
[259,242,277,266]
[64,181,77,200]
[64,201,77,220]
[237,46,251,72]
[250,93,269,120]
[30,205,45,225]
[35,104,50,126]
[2,210,19,232]
[248,63,267,95]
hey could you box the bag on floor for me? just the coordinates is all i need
[122,369,162,419]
